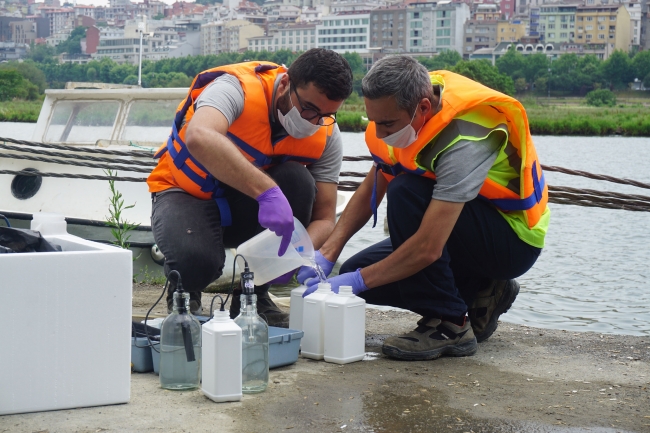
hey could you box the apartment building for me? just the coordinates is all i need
[497,19,526,42]
[248,23,317,52]
[576,4,631,54]
[406,1,470,55]
[316,12,370,53]
[463,19,497,56]
[201,19,264,55]
[369,5,406,52]
[538,4,577,44]
[626,1,642,47]
[10,21,36,45]
[529,6,540,37]
[474,3,501,21]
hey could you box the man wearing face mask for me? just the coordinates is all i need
[147,49,353,326]
[300,55,549,360]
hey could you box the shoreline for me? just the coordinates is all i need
[6,282,644,432]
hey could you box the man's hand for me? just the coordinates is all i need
[302,269,368,297]
[256,186,294,256]
[296,250,335,284]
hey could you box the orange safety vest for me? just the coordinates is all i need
[366,70,548,229]
[148,61,330,226]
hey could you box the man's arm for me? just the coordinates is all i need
[184,106,276,199]
[306,181,338,249]
[319,166,389,261]
[360,198,464,288]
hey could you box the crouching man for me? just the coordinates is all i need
[299,56,549,360]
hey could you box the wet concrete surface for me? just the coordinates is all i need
[2,286,649,433]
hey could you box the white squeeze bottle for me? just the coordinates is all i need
[201,310,242,402]
[323,286,366,364]
[289,285,308,331]
[301,283,333,360]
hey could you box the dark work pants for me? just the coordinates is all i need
[340,174,541,319]
[151,162,317,294]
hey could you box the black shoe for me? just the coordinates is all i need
[382,317,477,361]
[167,291,203,315]
[229,290,290,328]
[468,279,520,343]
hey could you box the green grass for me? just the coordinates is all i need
[524,104,650,136]
[0,99,41,122]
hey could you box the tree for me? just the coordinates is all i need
[496,46,525,79]
[452,60,515,95]
[57,26,88,55]
[0,60,48,93]
[418,50,462,71]
[342,52,365,74]
[0,69,39,100]
[601,50,633,89]
[153,13,165,20]
[26,43,57,63]
[631,50,650,82]
[514,77,528,93]
[643,72,650,90]
[585,89,616,107]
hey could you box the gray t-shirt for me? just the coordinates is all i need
[195,73,342,184]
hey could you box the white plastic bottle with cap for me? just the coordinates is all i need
[201,310,242,402]
[301,283,333,360]
[289,285,307,331]
[323,286,366,364]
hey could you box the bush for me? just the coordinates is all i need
[585,89,616,107]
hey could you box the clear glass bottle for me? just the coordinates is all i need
[159,291,202,390]
[234,293,269,393]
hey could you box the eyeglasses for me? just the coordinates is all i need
[291,84,337,126]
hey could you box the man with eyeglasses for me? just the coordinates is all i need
[148,49,353,325]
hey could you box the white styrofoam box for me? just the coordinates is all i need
[0,215,132,415]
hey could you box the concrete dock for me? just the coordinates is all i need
[2,284,649,433]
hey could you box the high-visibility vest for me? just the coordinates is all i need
[365,70,548,230]
[147,61,331,226]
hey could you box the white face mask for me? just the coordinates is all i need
[382,109,421,149]
[277,90,320,139]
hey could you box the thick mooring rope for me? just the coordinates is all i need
[2,138,650,212]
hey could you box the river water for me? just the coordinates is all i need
[2,122,649,336]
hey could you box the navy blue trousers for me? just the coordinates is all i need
[340,174,542,319]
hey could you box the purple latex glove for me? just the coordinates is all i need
[302,269,369,298]
[296,250,335,284]
[256,186,295,256]
[268,269,297,285]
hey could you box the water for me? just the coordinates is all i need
[159,345,201,390]
[3,122,649,336]
[234,295,269,394]
[310,259,327,282]
[241,341,269,393]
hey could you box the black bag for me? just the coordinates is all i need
[0,227,62,254]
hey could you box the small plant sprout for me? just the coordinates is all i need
[105,169,139,250]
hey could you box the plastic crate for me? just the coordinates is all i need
[269,327,304,369]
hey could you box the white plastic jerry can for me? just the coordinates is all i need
[301,283,333,360]
[201,310,242,402]
[324,286,366,364]
[289,285,308,332]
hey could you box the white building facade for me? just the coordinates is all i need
[316,12,370,53]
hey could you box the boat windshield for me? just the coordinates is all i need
[45,100,120,144]
[122,100,177,143]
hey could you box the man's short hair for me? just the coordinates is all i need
[288,48,354,102]
[361,56,434,114]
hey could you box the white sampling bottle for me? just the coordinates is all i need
[201,310,242,402]
[301,283,333,360]
[323,286,366,364]
[289,285,308,331]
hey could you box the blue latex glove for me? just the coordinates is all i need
[302,269,369,298]
[268,269,296,285]
[256,186,294,256]
[296,250,335,284]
